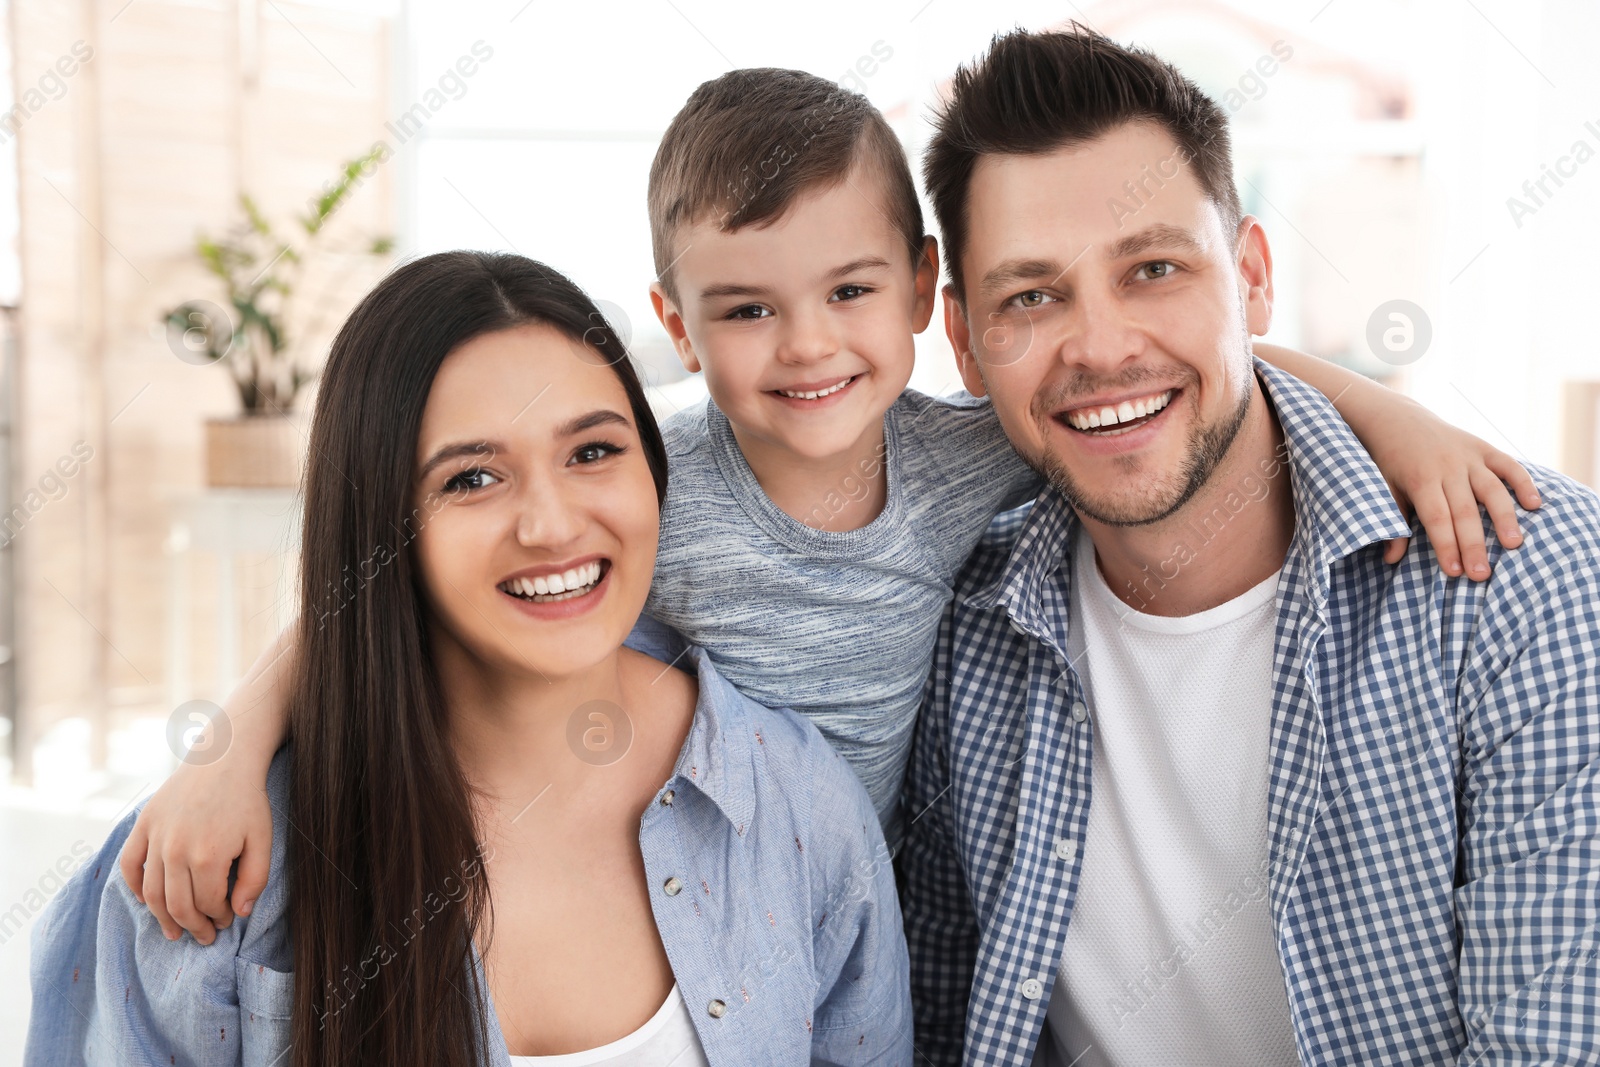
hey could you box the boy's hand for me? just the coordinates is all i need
[119,755,274,945]
[1369,395,1542,579]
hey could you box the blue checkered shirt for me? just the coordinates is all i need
[901,360,1600,1065]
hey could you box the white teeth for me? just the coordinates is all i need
[1064,390,1174,432]
[778,376,853,400]
[501,562,604,603]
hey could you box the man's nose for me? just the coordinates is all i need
[1058,285,1145,374]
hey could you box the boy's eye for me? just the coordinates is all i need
[443,467,500,494]
[830,284,873,302]
[1135,261,1178,281]
[726,304,771,321]
[571,441,626,465]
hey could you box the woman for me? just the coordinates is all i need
[26,252,908,1066]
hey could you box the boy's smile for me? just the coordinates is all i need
[651,162,937,492]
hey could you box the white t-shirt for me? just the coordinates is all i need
[508,984,709,1067]
[1039,527,1299,1067]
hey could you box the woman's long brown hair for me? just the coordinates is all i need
[288,251,668,1066]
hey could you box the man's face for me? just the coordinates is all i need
[948,121,1274,526]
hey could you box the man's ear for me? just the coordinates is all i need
[912,235,940,334]
[942,284,987,398]
[1235,215,1274,337]
[649,282,702,374]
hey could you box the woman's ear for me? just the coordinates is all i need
[649,282,701,374]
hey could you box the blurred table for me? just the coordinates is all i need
[165,489,301,708]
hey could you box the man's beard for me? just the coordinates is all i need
[1030,365,1253,529]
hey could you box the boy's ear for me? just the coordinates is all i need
[911,236,939,334]
[1235,215,1274,337]
[943,285,987,398]
[649,282,702,375]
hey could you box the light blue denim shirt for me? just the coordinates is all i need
[26,641,911,1066]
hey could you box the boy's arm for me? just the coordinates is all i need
[118,626,296,944]
[1254,343,1542,580]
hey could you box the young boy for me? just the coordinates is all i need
[122,66,1538,944]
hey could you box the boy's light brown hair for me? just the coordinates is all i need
[648,67,925,303]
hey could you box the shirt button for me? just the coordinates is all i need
[661,789,675,807]
[1008,616,1028,637]
[1021,978,1044,1001]
[1054,838,1077,863]
[663,877,683,896]
[707,998,727,1018]
[1070,700,1088,723]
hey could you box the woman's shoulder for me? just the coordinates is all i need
[25,752,297,1064]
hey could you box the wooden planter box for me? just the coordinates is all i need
[204,416,305,488]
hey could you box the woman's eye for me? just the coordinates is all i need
[1010,290,1052,310]
[727,304,771,321]
[443,467,499,494]
[1136,261,1177,281]
[571,441,626,465]
[831,284,872,302]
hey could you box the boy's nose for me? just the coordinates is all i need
[776,311,838,364]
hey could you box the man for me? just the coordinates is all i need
[900,28,1600,1067]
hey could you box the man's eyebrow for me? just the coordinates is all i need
[1108,223,1205,261]
[977,258,1065,299]
[824,256,892,281]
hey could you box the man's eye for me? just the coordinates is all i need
[727,304,771,321]
[1136,261,1177,281]
[1010,290,1052,309]
[831,284,873,302]
[443,467,499,494]
[571,442,625,465]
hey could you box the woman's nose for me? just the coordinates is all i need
[512,479,585,549]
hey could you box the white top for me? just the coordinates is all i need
[1039,526,1299,1067]
[507,984,709,1067]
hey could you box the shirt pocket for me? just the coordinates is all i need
[235,957,294,1066]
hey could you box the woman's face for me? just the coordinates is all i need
[410,323,660,683]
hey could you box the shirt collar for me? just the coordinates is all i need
[673,644,757,836]
[966,358,1411,629]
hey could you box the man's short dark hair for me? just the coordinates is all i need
[924,27,1242,301]
[648,68,925,303]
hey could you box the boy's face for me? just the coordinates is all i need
[651,163,938,464]
[947,121,1273,526]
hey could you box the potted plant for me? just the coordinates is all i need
[164,148,393,488]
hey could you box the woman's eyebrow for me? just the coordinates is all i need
[418,440,502,480]
[417,411,630,478]
[554,409,631,437]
